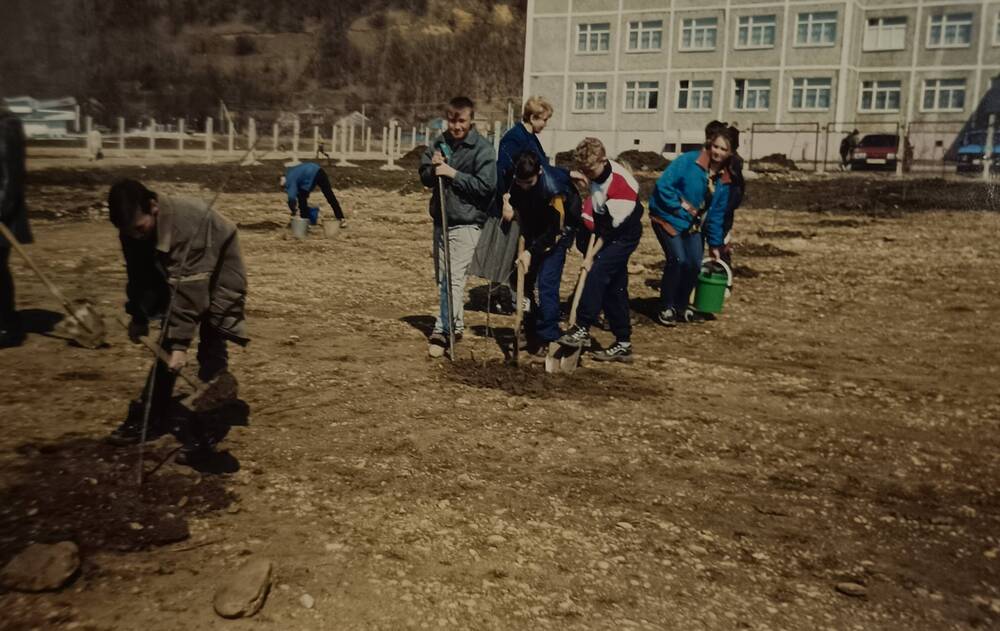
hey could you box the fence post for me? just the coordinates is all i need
[382,127,388,155]
[411,126,417,151]
[493,121,502,154]
[291,117,300,164]
[205,117,213,163]
[984,113,996,183]
[349,123,356,156]
[272,122,279,154]
[396,124,402,157]
[331,124,338,158]
[117,117,125,155]
[148,118,156,155]
[813,122,820,173]
[895,121,904,177]
[243,117,260,165]
[84,115,93,158]
[177,118,185,153]
[365,127,372,155]
[380,121,402,171]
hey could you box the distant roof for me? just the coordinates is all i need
[3,96,77,110]
[335,111,369,127]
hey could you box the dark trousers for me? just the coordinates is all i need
[297,168,344,220]
[0,248,17,330]
[576,230,641,343]
[524,232,572,343]
[142,320,229,424]
[653,222,702,312]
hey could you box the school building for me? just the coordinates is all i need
[521,0,1000,165]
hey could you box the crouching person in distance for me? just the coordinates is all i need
[557,138,643,363]
[107,179,249,464]
[505,151,581,357]
[281,161,347,228]
[647,125,737,325]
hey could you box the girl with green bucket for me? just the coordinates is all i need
[647,126,738,325]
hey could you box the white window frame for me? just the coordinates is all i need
[736,14,777,49]
[623,81,660,112]
[789,77,832,111]
[795,11,838,47]
[626,19,663,52]
[921,79,966,112]
[676,79,713,112]
[576,22,611,54]
[863,16,906,51]
[733,78,771,111]
[680,17,718,51]
[858,80,902,113]
[926,13,973,49]
[994,12,1000,46]
[573,81,609,112]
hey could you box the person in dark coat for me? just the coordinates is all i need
[506,151,581,354]
[840,129,860,169]
[0,106,31,348]
[468,96,555,312]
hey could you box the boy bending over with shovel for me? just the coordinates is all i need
[106,179,248,463]
[557,138,644,363]
[505,151,581,357]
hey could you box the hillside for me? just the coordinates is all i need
[0,0,527,125]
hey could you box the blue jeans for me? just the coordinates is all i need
[525,232,572,343]
[652,222,702,312]
[576,230,642,343]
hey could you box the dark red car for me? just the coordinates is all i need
[850,134,899,171]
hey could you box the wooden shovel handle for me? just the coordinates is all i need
[513,236,525,362]
[114,315,198,388]
[567,234,597,327]
[0,222,74,314]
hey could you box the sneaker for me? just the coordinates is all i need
[175,444,214,466]
[428,332,447,358]
[592,340,633,363]
[680,308,700,323]
[0,327,25,348]
[106,404,168,446]
[657,308,678,327]
[557,324,591,349]
[339,218,348,229]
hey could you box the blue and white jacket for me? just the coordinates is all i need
[648,149,732,248]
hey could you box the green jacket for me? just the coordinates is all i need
[418,127,496,227]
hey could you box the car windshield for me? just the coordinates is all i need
[859,135,898,147]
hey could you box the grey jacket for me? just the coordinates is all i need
[0,113,32,247]
[418,128,496,227]
[154,195,248,351]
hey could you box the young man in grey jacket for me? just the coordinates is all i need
[106,179,248,461]
[418,96,497,357]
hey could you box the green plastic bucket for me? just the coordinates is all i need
[693,260,732,314]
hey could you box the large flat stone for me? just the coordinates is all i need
[213,557,273,619]
[0,542,80,592]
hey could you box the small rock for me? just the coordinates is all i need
[213,558,273,619]
[300,593,315,609]
[835,582,867,598]
[0,542,80,592]
[616,521,634,531]
[486,535,506,547]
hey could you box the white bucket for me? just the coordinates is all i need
[290,216,309,240]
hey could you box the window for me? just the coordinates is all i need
[577,23,611,53]
[681,17,718,51]
[733,78,771,111]
[677,80,713,111]
[790,78,832,110]
[624,81,659,111]
[737,15,777,48]
[928,13,972,48]
[573,82,608,111]
[627,20,663,51]
[863,16,906,51]
[922,79,966,111]
[796,11,837,46]
[995,13,1000,45]
[859,80,902,112]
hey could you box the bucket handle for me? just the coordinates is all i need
[702,257,733,298]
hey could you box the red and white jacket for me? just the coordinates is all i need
[581,160,643,240]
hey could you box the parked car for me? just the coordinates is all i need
[850,134,900,170]
[956,130,1000,173]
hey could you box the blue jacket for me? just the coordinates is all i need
[284,162,322,212]
[648,149,731,248]
[496,122,546,200]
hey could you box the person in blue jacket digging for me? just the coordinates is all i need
[280,162,348,228]
[647,125,738,326]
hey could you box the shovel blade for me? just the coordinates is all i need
[55,299,107,348]
[182,371,238,413]
[544,344,560,373]
[559,347,583,374]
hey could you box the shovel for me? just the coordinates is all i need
[0,222,106,348]
[115,316,237,413]
[547,234,596,374]
[512,236,526,365]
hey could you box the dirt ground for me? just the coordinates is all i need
[1,158,998,630]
